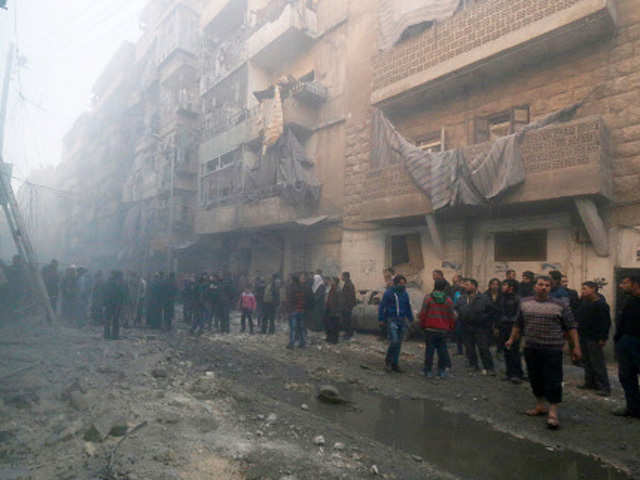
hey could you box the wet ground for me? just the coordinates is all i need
[1,313,638,479]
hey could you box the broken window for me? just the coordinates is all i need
[386,233,425,274]
[416,129,445,153]
[494,230,547,262]
[473,105,530,144]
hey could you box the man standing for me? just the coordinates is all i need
[505,269,520,295]
[419,278,455,378]
[500,279,525,383]
[520,271,535,298]
[378,275,414,373]
[261,274,280,334]
[576,281,611,396]
[287,273,307,349]
[103,271,127,340]
[341,271,357,340]
[613,275,640,418]
[254,271,266,331]
[506,276,581,429]
[456,279,495,374]
[41,259,60,313]
[219,271,234,333]
[432,270,452,298]
[562,275,581,316]
[549,270,569,301]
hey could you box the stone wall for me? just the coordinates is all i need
[373,0,585,91]
[344,0,640,222]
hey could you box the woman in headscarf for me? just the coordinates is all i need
[310,270,326,331]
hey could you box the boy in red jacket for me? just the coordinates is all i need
[239,287,257,334]
[419,278,456,378]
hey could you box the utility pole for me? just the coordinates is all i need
[0,44,57,324]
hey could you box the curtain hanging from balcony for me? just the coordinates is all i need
[372,100,585,210]
[378,0,462,50]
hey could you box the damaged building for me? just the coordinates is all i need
[19,0,640,307]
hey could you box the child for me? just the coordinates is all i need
[239,287,257,334]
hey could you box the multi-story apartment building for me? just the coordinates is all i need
[341,0,640,305]
[188,0,349,276]
[21,0,640,309]
[121,0,203,272]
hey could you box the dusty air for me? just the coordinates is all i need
[1,0,640,479]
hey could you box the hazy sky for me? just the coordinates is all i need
[0,0,148,182]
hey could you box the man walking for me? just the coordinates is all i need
[419,278,455,378]
[506,276,581,429]
[341,272,357,340]
[576,281,611,396]
[378,275,413,373]
[613,275,640,418]
[500,279,525,383]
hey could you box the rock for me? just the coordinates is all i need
[84,421,109,443]
[301,404,309,411]
[151,368,168,379]
[371,464,379,475]
[256,414,265,421]
[157,413,181,425]
[84,442,97,457]
[317,385,348,404]
[69,391,90,411]
[267,413,277,423]
[411,455,422,462]
[333,442,345,451]
[256,430,264,437]
[313,435,325,446]
[108,417,129,437]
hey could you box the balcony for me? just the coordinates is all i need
[372,0,617,108]
[358,115,611,222]
[195,193,305,235]
[247,3,318,70]
[200,106,263,160]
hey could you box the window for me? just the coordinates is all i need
[391,235,410,266]
[494,230,547,262]
[205,150,236,173]
[387,233,425,273]
[416,130,444,153]
[473,105,530,144]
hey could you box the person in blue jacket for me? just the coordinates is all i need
[378,275,414,373]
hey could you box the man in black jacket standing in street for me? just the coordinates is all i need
[456,279,495,375]
[576,281,611,396]
[613,275,640,418]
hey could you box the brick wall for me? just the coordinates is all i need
[373,0,584,91]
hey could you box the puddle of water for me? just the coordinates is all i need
[303,387,630,480]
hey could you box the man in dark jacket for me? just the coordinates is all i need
[519,271,535,298]
[341,272,357,339]
[432,270,452,298]
[500,279,525,383]
[378,275,414,373]
[219,271,235,333]
[562,275,581,316]
[456,279,495,374]
[261,273,280,334]
[613,275,640,418]
[576,281,611,396]
[103,271,127,340]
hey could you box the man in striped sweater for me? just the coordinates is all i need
[506,276,582,430]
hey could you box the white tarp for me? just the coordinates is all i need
[378,0,462,50]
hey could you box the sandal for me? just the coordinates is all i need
[546,414,560,430]
[525,408,548,417]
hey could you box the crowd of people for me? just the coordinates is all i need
[2,255,638,430]
[379,267,640,429]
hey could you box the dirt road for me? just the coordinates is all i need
[0,314,637,480]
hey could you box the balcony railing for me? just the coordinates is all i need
[247,2,318,70]
[372,0,617,107]
[358,115,611,222]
